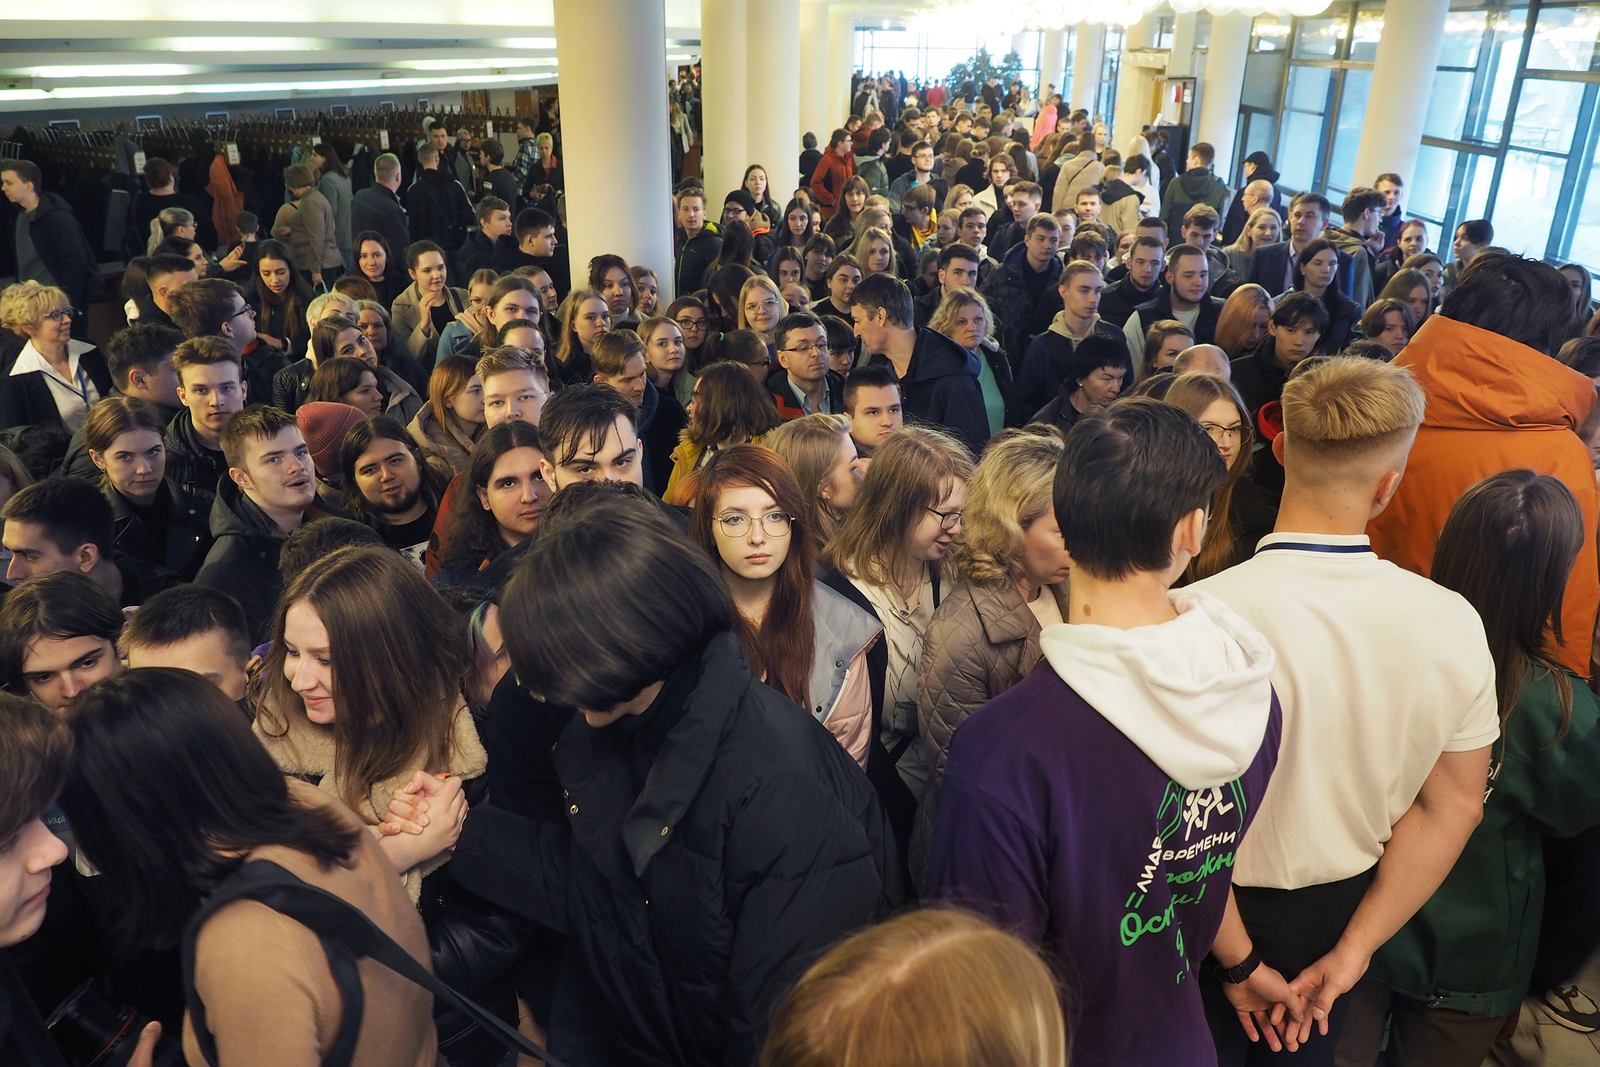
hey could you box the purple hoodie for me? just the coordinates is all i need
[926,590,1282,1067]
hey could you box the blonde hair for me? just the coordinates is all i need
[306,291,359,336]
[927,288,997,348]
[955,429,1065,584]
[827,426,973,587]
[0,280,69,334]
[1229,207,1283,255]
[766,414,854,554]
[759,908,1067,1067]
[1163,373,1254,580]
[1281,355,1427,466]
[848,226,897,274]
[736,275,788,333]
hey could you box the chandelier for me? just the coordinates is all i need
[913,0,1332,28]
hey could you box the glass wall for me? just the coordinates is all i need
[1237,0,1600,280]
[853,28,1042,90]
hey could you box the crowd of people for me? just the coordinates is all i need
[1,60,1599,1067]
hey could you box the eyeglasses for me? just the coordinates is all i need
[40,308,73,321]
[675,317,708,332]
[1200,422,1243,442]
[925,506,964,532]
[781,341,830,356]
[716,511,794,538]
[230,305,257,321]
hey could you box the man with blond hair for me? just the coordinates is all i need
[1195,356,1496,1065]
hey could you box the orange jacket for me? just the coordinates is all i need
[1369,315,1598,676]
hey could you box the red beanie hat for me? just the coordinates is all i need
[296,402,367,479]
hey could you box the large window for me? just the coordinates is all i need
[852,29,1042,88]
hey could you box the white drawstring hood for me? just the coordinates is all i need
[1040,588,1276,790]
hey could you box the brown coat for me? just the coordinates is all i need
[181,779,441,1067]
[911,577,1068,884]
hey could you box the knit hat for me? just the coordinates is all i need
[723,189,758,216]
[297,402,367,479]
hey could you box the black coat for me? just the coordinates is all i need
[1129,290,1225,347]
[1245,241,1356,301]
[405,169,475,249]
[453,229,497,282]
[9,192,104,311]
[0,347,112,433]
[449,631,899,1067]
[0,954,66,1067]
[350,184,411,271]
[1098,276,1162,332]
[674,229,722,298]
[193,477,291,642]
[162,409,229,511]
[869,328,990,458]
[271,357,314,413]
[107,478,211,580]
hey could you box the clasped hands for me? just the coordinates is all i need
[1220,941,1371,1054]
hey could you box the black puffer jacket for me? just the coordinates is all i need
[162,409,228,510]
[869,328,990,458]
[193,477,290,641]
[450,631,901,1067]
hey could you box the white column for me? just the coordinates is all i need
[1069,22,1104,115]
[826,8,856,133]
[554,0,675,298]
[1112,16,1157,155]
[1039,28,1066,98]
[1352,0,1449,191]
[798,0,831,170]
[748,0,801,201]
[1198,12,1252,184]
[1166,13,1198,77]
[700,0,749,206]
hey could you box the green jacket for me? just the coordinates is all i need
[1373,669,1600,1016]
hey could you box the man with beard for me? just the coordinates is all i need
[341,415,451,569]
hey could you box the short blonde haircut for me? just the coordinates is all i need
[736,275,788,333]
[0,281,69,335]
[766,413,854,554]
[306,291,358,333]
[827,426,973,587]
[759,908,1067,1067]
[928,287,997,348]
[955,428,1065,584]
[1281,355,1427,464]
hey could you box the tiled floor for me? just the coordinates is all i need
[1491,955,1600,1066]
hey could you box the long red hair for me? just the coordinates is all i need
[689,445,816,707]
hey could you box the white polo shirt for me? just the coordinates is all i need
[1193,531,1499,890]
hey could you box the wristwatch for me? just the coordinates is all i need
[1214,948,1262,984]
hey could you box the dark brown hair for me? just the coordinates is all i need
[684,362,783,448]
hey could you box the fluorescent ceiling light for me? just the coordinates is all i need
[502,37,557,49]
[165,37,320,51]
[404,57,557,70]
[10,69,558,101]
[22,64,198,78]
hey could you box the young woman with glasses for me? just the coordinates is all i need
[689,444,880,767]
[1162,371,1272,581]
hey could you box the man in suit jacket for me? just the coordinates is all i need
[350,153,411,265]
[1245,191,1356,301]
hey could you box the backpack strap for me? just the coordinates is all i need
[183,860,568,1067]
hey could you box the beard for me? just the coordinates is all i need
[366,483,421,517]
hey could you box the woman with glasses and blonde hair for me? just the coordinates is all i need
[665,361,784,504]
[760,909,1067,1067]
[766,413,865,554]
[913,427,1068,873]
[0,281,110,432]
[737,275,788,349]
[823,426,974,849]
[1163,371,1272,580]
[1214,283,1275,361]
[929,287,1014,436]
[689,444,880,767]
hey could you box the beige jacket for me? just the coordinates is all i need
[254,700,488,902]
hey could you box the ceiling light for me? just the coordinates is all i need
[164,37,321,51]
[22,64,198,78]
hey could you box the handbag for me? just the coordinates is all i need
[182,860,566,1067]
[420,865,534,1067]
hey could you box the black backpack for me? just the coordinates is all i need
[181,860,567,1067]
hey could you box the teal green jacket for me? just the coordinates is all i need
[1373,670,1600,1016]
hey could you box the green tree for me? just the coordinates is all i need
[945,48,1024,95]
